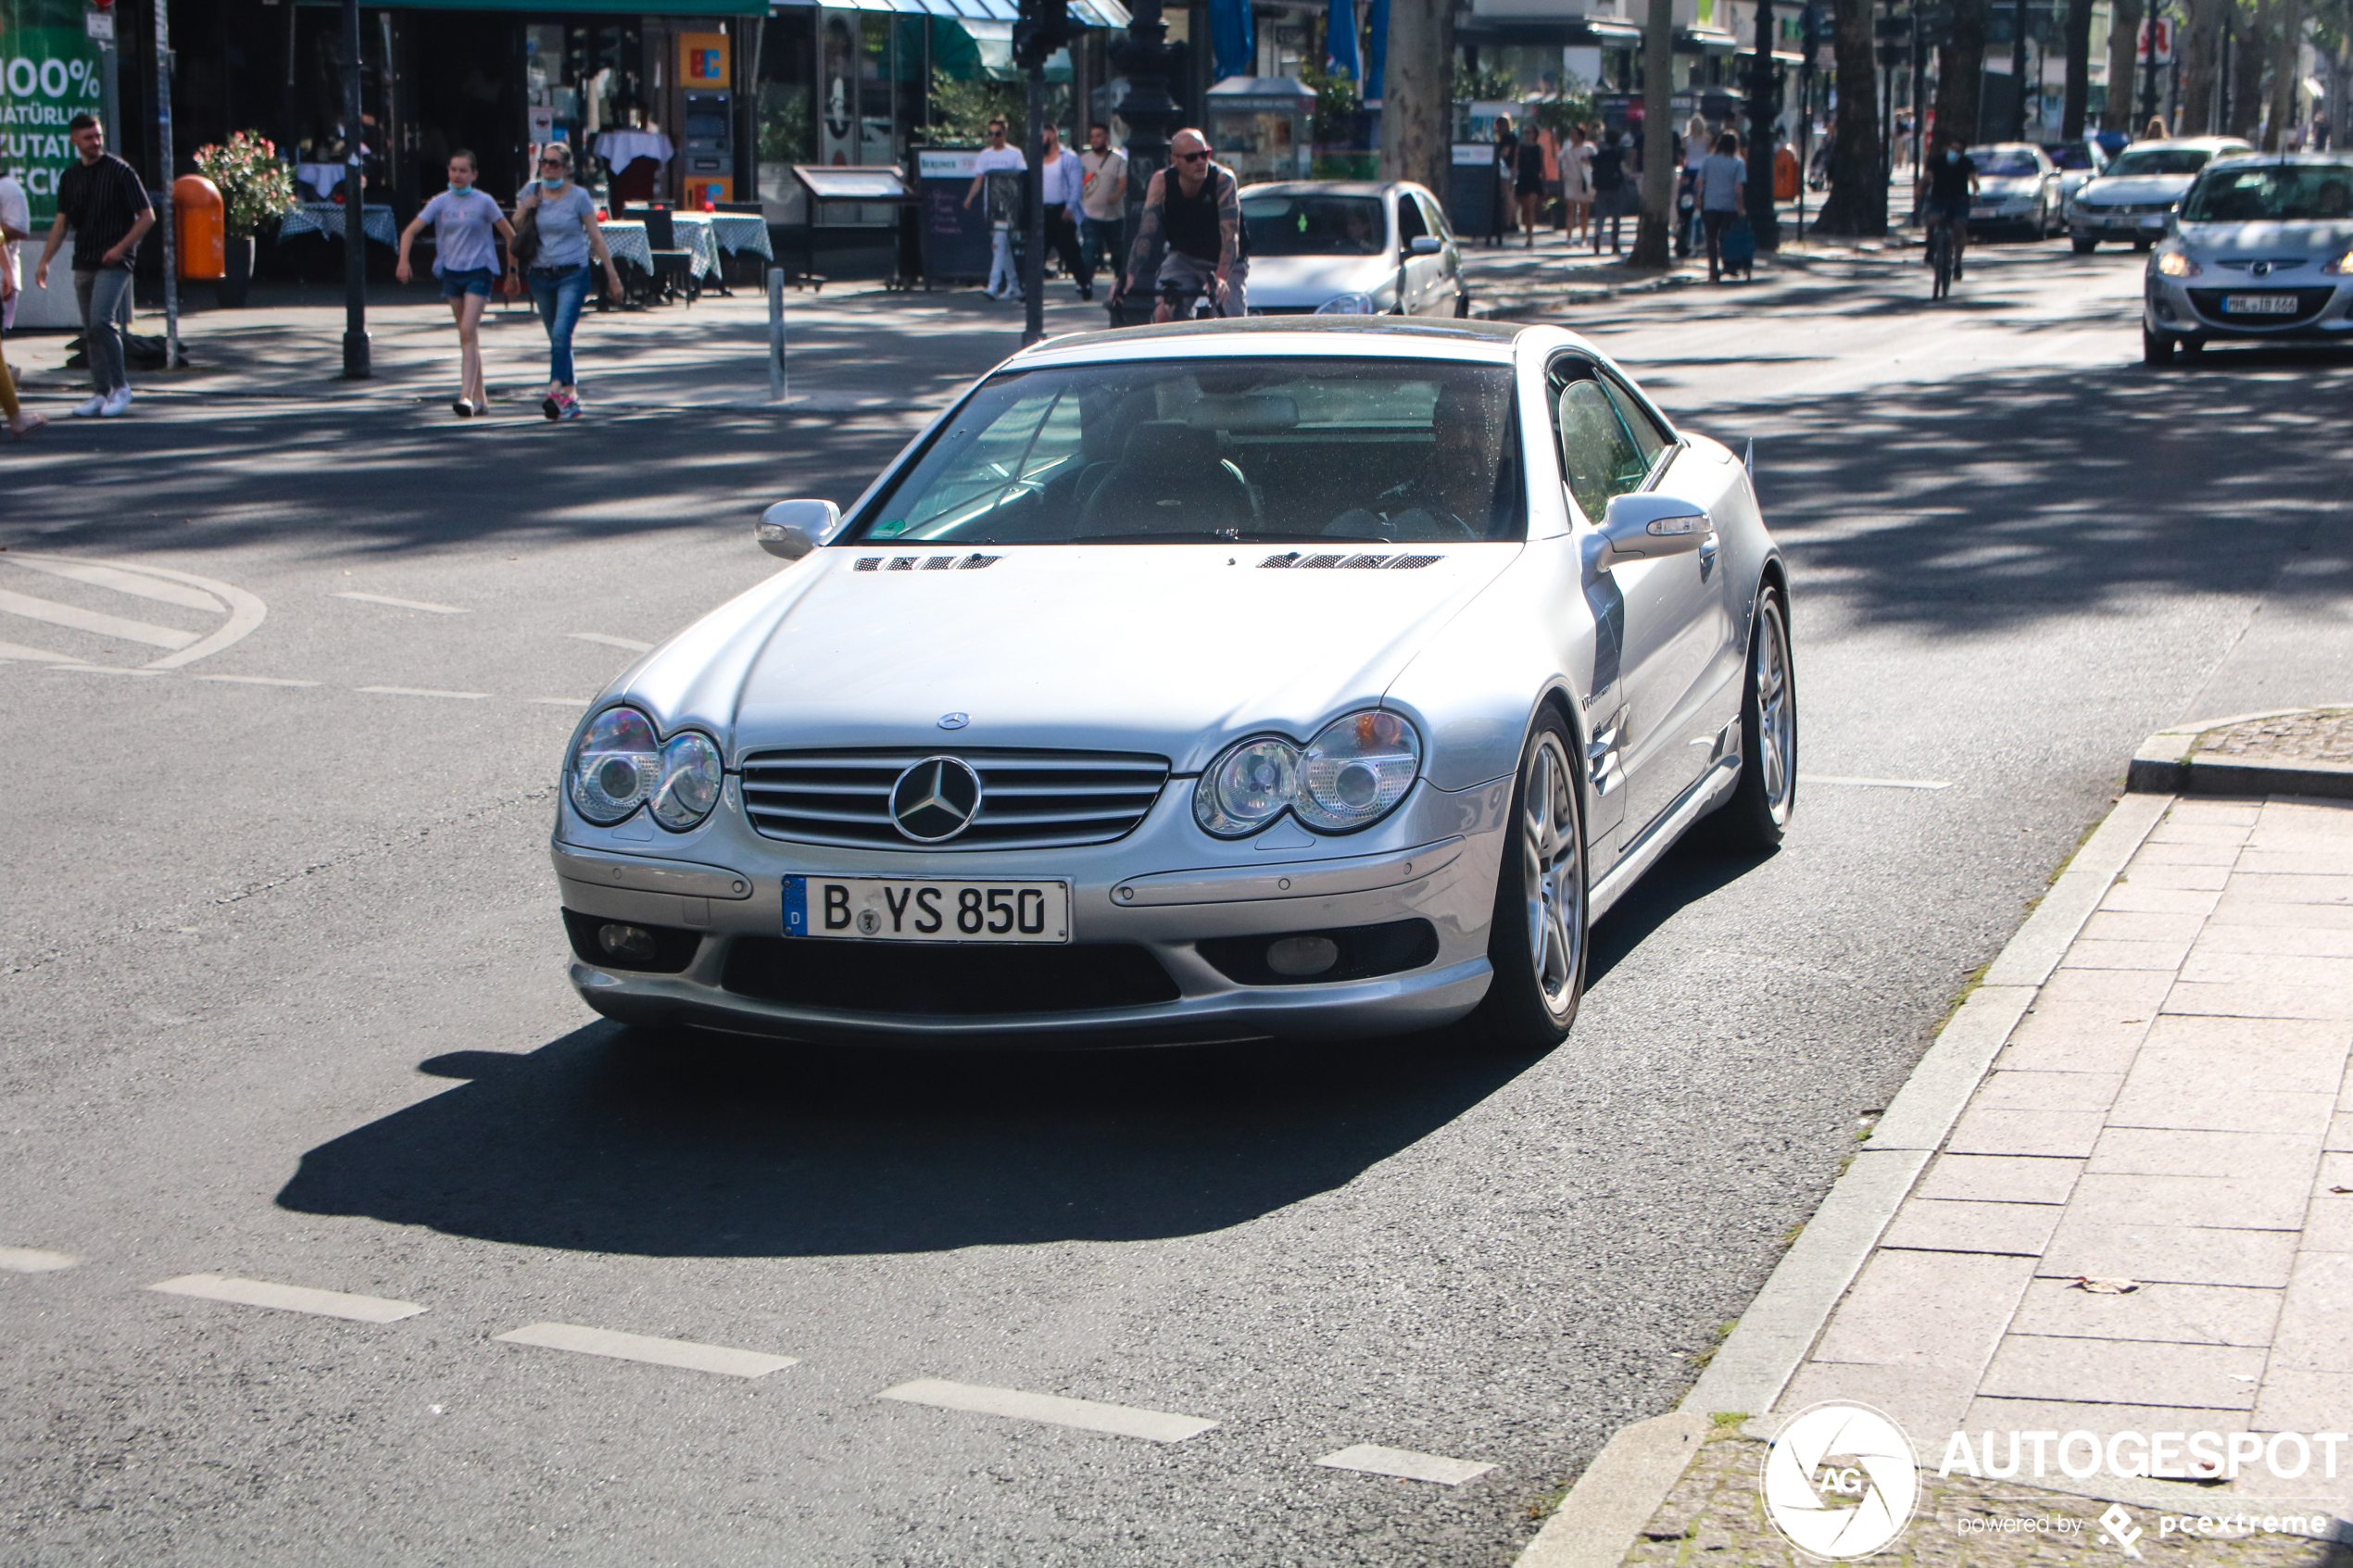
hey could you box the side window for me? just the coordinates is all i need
[1553,375,1645,524]
[1599,377,1670,468]
[1416,194,1451,243]
[1395,195,1428,245]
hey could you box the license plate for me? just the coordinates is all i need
[2139,214,2167,227]
[2223,294,2299,314]
[783,874,1070,943]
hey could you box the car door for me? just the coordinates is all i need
[1414,192,1463,314]
[1550,354,1739,847]
[1391,194,1433,314]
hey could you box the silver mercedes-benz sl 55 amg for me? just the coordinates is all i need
[552,317,1793,1049]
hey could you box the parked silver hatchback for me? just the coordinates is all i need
[2143,154,2353,364]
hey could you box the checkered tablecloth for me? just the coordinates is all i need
[701,213,773,261]
[666,215,723,280]
[597,221,652,273]
[278,202,397,249]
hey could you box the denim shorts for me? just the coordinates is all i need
[440,267,497,299]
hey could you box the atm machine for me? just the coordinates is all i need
[681,90,734,205]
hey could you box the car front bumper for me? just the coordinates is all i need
[2070,209,2172,241]
[552,775,1513,1047]
[2145,274,2353,341]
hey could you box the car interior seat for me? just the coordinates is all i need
[1076,420,1255,536]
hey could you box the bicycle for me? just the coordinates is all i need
[1925,218,1957,301]
[1158,280,1224,322]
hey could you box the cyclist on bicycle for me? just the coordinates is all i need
[1923,132,1979,280]
[1109,127,1250,321]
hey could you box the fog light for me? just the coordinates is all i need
[1266,935,1340,977]
[598,922,658,963]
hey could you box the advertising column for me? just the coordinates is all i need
[1,0,106,325]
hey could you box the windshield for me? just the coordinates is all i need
[1977,147,2043,176]
[2182,163,2353,221]
[2106,147,2215,178]
[2044,143,2095,170]
[1240,194,1389,256]
[850,358,1525,546]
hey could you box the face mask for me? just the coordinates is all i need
[542,174,567,190]
[449,179,473,192]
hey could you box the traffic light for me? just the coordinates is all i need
[1013,0,1074,69]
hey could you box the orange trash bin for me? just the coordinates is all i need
[175,174,226,280]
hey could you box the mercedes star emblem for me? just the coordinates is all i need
[2252,259,2271,277]
[937,712,969,729]
[890,757,983,842]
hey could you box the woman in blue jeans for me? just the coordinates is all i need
[513,144,623,421]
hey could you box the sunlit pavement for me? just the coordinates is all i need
[3,238,2351,1566]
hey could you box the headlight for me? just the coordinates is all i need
[2157,249,2200,277]
[2324,247,2353,274]
[1194,709,1422,837]
[570,707,724,831]
[1316,292,1378,315]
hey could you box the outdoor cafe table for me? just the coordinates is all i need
[278,202,397,249]
[596,219,719,281]
[684,211,773,262]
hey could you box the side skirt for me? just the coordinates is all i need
[1584,755,1742,925]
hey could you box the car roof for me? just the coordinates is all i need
[2206,150,2353,169]
[1239,180,1415,199]
[1008,315,1532,368]
[2126,136,2253,151]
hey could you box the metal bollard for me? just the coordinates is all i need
[767,268,786,403]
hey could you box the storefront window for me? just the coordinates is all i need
[758,9,817,222]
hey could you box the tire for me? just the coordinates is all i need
[2071,234,2097,254]
[1705,585,1797,849]
[2182,335,2206,356]
[1471,710,1587,1049]
[1453,289,1471,318]
[2133,237,2155,252]
[2143,326,2176,365]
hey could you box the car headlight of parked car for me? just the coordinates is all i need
[1195,709,1422,837]
[1316,292,1378,315]
[570,706,724,831]
[2156,249,2201,277]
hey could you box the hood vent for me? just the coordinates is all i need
[1260,552,1441,571]
[854,553,1003,572]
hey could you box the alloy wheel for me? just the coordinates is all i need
[1756,601,1795,822]
[1518,733,1585,1018]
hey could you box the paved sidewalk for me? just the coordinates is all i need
[1767,790,2353,1512]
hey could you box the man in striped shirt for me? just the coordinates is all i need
[34,114,154,418]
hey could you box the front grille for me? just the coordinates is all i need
[2186,286,2337,326]
[722,937,1180,1013]
[738,747,1171,849]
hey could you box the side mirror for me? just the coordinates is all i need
[1406,234,1443,257]
[756,498,843,560]
[1595,493,1711,571]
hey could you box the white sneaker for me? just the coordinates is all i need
[98,388,132,418]
[70,395,105,418]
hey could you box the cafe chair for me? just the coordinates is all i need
[642,207,702,306]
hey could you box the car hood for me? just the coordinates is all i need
[2178,219,2353,258]
[1243,253,1398,307]
[2077,174,2192,204]
[1977,175,2044,197]
[623,544,1518,773]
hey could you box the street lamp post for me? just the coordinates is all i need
[1747,0,1781,249]
[339,0,370,379]
[1107,0,1181,325]
[2139,0,2162,130]
[154,0,179,370]
[2010,0,2030,137]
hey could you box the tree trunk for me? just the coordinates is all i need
[1812,0,1884,233]
[1378,0,1453,191]
[2231,0,2271,137]
[1934,0,1989,149]
[2062,0,2095,136]
[2178,0,2227,133]
[1628,0,1677,265]
[2264,0,2301,145]
[2103,0,2145,130]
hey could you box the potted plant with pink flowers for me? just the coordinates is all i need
[192,132,297,307]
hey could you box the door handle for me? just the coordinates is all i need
[1698,533,1719,571]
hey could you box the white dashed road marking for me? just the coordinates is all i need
[0,585,199,649]
[147,1273,426,1323]
[878,1378,1218,1443]
[1313,1444,1497,1486]
[196,674,324,688]
[357,685,492,700]
[0,1247,78,1273]
[331,592,470,614]
[529,696,592,706]
[494,1322,799,1378]
[569,633,655,652]
[1802,774,1953,790]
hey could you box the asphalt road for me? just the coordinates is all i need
[3,239,2349,1567]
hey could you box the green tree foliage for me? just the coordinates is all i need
[927,71,1071,146]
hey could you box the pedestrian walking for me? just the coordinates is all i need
[2142,115,2168,140]
[1514,114,1549,245]
[1109,126,1248,319]
[0,171,39,438]
[396,149,517,418]
[1561,123,1593,246]
[1679,115,1708,257]
[33,113,153,420]
[1590,129,1629,254]
[512,143,624,422]
[1697,132,1747,282]
[1490,116,1519,245]
[1077,122,1128,287]
[1037,122,1092,298]
[963,118,1026,300]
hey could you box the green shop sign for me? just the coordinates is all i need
[0,0,105,226]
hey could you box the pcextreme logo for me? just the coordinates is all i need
[1760,1402,1921,1558]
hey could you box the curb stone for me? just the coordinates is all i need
[2129,705,2353,799]
[1514,791,2171,1566]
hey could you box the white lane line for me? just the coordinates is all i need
[331,592,470,615]
[494,1322,798,1378]
[1802,774,1953,791]
[4,556,225,613]
[877,1378,1217,1443]
[569,633,655,652]
[0,1247,79,1273]
[0,638,82,662]
[147,1273,425,1323]
[196,674,324,688]
[1313,1443,1498,1486]
[0,585,198,650]
[529,696,592,707]
[47,664,165,677]
[357,685,491,700]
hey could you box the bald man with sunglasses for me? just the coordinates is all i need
[1109,128,1248,320]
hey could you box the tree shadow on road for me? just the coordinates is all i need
[273,1018,1545,1258]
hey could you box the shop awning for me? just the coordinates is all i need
[766,0,1129,24]
[319,0,770,14]
[1678,24,1738,51]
